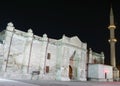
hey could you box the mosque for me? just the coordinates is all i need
[0,6,119,81]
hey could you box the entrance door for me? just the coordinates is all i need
[69,65,73,79]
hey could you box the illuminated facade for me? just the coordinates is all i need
[0,22,108,81]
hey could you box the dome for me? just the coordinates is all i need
[7,22,14,27]
[28,28,33,33]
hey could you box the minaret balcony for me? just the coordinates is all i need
[108,38,117,42]
[108,25,116,29]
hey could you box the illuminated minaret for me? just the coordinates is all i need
[108,6,119,81]
[108,6,117,67]
[108,5,119,81]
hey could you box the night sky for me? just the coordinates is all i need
[0,0,120,65]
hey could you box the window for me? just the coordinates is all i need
[46,66,49,73]
[47,53,51,59]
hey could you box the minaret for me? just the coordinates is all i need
[108,6,117,67]
[108,5,119,81]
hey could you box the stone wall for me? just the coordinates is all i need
[0,22,87,81]
[88,48,104,64]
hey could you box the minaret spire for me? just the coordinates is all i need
[110,5,114,25]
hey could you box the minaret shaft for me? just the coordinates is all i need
[109,27,116,67]
[110,29,115,38]
[110,40,116,67]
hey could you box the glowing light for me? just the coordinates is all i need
[104,69,109,73]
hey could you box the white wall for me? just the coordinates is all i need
[88,64,113,81]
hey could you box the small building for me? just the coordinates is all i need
[88,64,113,81]
[87,48,113,81]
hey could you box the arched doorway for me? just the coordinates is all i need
[69,51,76,80]
[69,65,73,79]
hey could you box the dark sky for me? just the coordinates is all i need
[0,0,120,65]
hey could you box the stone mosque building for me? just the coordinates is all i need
[0,22,113,81]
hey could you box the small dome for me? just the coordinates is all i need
[28,28,33,33]
[7,22,14,27]
[43,33,47,38]
[62,34,65,37]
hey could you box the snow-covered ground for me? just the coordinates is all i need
[16,80,120,86]
[0,79,39,86]
[0,79,120,86]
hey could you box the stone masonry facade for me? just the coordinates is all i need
[0,22,105,81]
